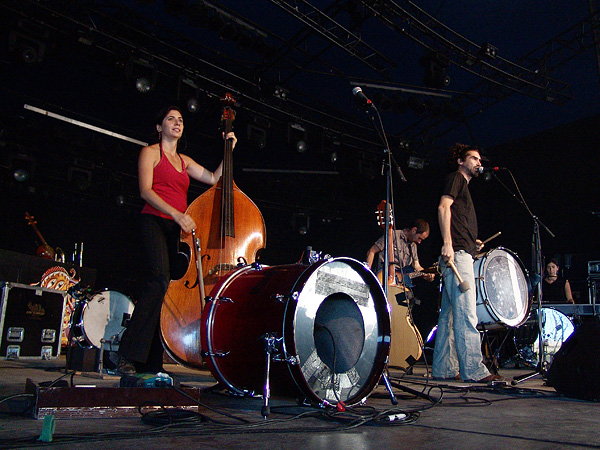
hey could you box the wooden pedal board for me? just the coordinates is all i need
[26,378,203,419]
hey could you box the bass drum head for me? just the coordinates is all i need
[532,308,575,358]
[284,257,390,405]
[81,291,134,349]
[475,248,531,328]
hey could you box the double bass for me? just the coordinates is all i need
[160,93,266,368]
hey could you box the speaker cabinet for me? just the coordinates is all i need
[546,316,600,401]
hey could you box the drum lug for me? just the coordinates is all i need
[204,296,233,304]
[271,291,298,303]
[251,262,263,270]
[201,350,230,358]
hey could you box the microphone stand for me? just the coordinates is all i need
[487,171,555,384]
[362,101,407,405]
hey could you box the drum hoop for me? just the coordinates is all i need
[283,257,390,405]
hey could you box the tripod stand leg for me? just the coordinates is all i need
[381,368,398,405]
[511,365,542,385]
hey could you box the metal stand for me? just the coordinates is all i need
[363,92,407,405]
[494,177,555,385]
[487,172,554,384]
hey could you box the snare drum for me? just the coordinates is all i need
[201,257,390,406]
[475,248,531,329]
[71,290,134,350]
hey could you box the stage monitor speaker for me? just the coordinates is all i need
[546,316,600,401]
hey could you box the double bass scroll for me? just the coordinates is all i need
[160,93,267,369]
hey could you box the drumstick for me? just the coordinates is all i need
[447,259,471,293]
[481,231,501,245]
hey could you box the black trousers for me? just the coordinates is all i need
[118,213,179,372]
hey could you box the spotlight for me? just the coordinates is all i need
[420,50,450,88]
[135,77,153,93]
[288,122,308,153]
[480,42,498,59]
[187,97,199,113]
[274,86,289,100]
[9,154,35,183]
[8,20,48,65]
[408,156,426,170]
[296,140,307,153]
[177,76,201,113]
[127,57,157,94]
[247,124,267,149]
[293,213,310,235]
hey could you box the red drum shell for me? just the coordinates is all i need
[201,257,390,405]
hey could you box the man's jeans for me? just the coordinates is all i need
[432,250,490,381]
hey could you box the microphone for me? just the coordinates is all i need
[352,86,376,110]
[478,166,504,174]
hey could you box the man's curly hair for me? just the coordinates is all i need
[449,143,480,167]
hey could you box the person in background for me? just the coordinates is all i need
[366,218,435,285]
[542,258,574,304]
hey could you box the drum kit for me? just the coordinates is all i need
[62,246,573,408]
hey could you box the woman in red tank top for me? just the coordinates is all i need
[118,106,237,374]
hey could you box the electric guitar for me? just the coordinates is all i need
[391,263,439,289]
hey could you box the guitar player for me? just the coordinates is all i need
[366,218,436,286]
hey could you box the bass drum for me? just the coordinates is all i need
[532,308,575,358]
[475,248,531,329]
[71,290,134,350]
[201,257,390,406]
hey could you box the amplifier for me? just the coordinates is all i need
[0,282,66,359]
[589,261,600,278]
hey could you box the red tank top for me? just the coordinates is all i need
[141,147,190,220]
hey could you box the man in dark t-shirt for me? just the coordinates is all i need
[432,144,503,383]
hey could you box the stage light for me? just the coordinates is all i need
[9,154,35,183]
[288,122,307,153]
[274,86,289,100]
[8,20,48,65]
[177,76,201,113]
[127,57,157,94]
[408,156,426,170]
[247,124,267,149]
[135,77,153,93]
[480,42,498,59]
[420,50,450,88]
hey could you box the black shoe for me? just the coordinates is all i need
[117,356,136,375]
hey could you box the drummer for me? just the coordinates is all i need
[542,258,574,304]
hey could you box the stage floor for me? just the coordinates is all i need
[0,356,598,450]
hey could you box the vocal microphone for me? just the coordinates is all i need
[352,86,376,110]
[478,166,504,174]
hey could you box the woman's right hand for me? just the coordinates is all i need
[173,212,197,234]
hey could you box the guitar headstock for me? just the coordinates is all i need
[375,200,393,229]
[24,212,37,226]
